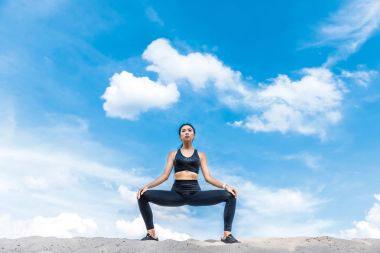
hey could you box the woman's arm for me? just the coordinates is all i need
[199,151,238,198]
[137,151,175,199]
[144,151,175,188]
[199,151,224,188]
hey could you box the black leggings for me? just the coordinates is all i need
[137,180,236,232]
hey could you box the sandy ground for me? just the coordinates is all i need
[1,236,380,253]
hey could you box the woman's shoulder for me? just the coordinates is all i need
[169,149,179,156]
[196,149,205,158]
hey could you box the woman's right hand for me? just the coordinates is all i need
[136,186,149,199]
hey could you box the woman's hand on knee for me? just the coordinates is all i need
[226,186,238,198]
[137,186,149,199]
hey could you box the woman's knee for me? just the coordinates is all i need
[138,190,151,201]
[224,191,236,201]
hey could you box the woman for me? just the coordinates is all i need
[136,123,240,243]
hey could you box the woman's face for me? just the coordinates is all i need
[179,125,195,143]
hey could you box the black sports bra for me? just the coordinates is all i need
[173,148,200,174]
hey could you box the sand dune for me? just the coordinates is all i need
[1,236,379,253]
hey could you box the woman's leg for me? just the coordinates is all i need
[186,190,236,232]
[137,190,186,230]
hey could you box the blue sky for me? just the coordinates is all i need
[1,0,380,240]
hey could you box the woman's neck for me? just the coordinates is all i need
[182,142,193,149]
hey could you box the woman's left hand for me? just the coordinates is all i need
[226,186,238,198]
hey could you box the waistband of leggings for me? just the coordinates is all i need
[173,179,199,183]
[171,180,201,192]
[174,179,198,181]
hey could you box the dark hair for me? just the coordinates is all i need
[178,122,196,149]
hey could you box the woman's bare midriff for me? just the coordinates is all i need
[174,170,198,180]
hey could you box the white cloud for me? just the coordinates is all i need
[317,0,380,66]
[143,38,239,90]
[102,39,356,138]
[239,181,324,216]
[153,205,193,222]
[0,103,154,238]
[0,146,146,193]
[0,98,16,142]
[152,223,191,241]
[242,219,333,237]
[142,38,251,107]
[116,216,191,241]
[115,217,146,238]
[29,213,97,237]
[0,143,147,238]
[340,194,380,238]
[0,178,14,192]
[145,7,164,26]
[102,38,250,120]
[340,68,378,87]
[283,152,322,170]
[0,213,97,238]
[101,71,180,120]
[138,39,346,138]
[23,176,50,190]
[229,67,345,139]
[213,171,333,237]
[0,103,198,240]
[118,185,138,205]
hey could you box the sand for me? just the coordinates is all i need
[0,236,380,253]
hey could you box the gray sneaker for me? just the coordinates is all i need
[221,234,240,243]
[141,233,159,241]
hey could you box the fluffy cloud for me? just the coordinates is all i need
[143,39,247,93]
[116,216,191,241]
[230,68,345,139]
[0,104,154,238]
[102,38,251,121]
[0,145,146,194]
[238,181,324,216]
[214,172,332,237]
[153,205,192,222]
[0,144,147,238]
[143,38,252,109]
[105,38,347,138]
[118,185,139,205]
[102,71,180,120]
[0,213,97,238]
[340,194,380,238]
[115,217,146,238]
